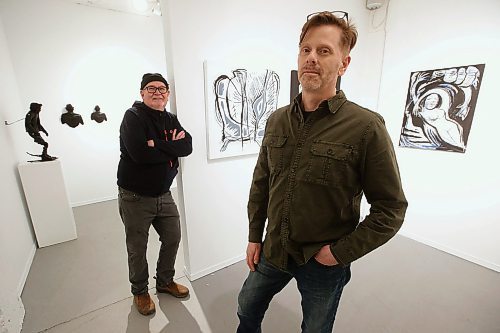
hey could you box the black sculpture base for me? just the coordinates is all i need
[26,152,58,163]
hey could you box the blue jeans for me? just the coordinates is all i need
[237,255,350,333]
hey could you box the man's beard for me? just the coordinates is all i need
[299,74,322,91]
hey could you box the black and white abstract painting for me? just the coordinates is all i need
[204,61,280,159]
[399,64,485,153]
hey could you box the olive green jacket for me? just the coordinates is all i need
[248,91,407,269]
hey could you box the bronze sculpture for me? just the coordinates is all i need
[61,104,84,128]
[91,105,107,123]
[25,102,56,161]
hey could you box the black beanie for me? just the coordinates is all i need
[140,73,169,90]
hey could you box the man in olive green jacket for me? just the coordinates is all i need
[237,11,407,333]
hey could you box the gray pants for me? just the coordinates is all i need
[118,187,181,295]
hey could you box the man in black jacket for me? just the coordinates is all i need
[117,73,192,316]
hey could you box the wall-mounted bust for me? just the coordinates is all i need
[61,104,84,128]
[91,105,107,123]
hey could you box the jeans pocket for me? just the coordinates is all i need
[119,188,141,202]
[311,257,339,269]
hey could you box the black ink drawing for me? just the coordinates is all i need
[213,68,280,153]
[399,64,485,153]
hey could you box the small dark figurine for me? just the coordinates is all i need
[25,102,57,161]
[61,104,84,128]
[90,105,107,123]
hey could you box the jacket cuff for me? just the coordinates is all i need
[330,243,355,266]
[248,228,263,243]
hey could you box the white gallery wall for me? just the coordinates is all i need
[0,16,36,333]
[379,0,500,271]
[161,0,388,279]
[0,1,169,330]
[0,0,167,207]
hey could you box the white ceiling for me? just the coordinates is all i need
[61,0,161,16]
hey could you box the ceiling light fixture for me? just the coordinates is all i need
[151,0,161,16]
[131,0,148,12]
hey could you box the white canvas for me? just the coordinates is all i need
[204,60,282,160]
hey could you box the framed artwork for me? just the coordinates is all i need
[399,64,485,153]
[204,60,281,159]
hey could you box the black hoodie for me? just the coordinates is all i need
[117,101,192,196]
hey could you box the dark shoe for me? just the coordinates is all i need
[156,281,189,298]
[41,152,57,161]
[133,292,156,315]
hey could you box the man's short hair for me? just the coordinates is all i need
[299,11,358,54]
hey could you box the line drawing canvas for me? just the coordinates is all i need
[204,60,280,159]
[399,64,485,153]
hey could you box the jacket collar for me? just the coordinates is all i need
[132,101,166,117]
[293,90,347,115]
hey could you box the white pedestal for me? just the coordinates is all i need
[18,159,77,247]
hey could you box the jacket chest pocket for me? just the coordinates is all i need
[305,142,354,186]
[263,135,291,175]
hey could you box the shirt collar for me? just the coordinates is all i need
[293,90,347,115]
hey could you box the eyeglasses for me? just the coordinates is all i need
[306,11,348,21]
[144,86,168,94]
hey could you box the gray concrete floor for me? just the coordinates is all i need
[21,199,500,332]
